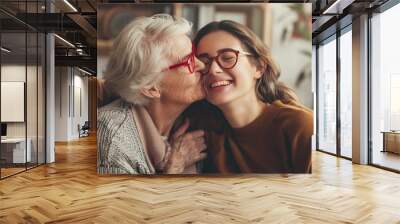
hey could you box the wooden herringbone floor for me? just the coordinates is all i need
[1,135,400,224]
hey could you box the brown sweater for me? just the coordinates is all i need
[183,100,313,174]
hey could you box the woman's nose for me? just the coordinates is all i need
[207,58,223,76]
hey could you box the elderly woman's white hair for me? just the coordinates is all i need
[103,14,192,105]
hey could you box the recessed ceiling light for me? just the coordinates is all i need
[77,67,92,76]
[54,34,75,48]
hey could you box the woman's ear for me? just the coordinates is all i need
[254,69,263,79]
[141,86,161,99]
[254,64,265,79]
[252,60,265,79]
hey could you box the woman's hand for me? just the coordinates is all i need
[164,119,207,174]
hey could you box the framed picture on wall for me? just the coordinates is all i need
[1,81,25,122]
[97,3,313,176]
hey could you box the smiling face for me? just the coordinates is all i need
[159,35,206,106]
[196,31,261,107]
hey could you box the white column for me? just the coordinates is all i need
[46,32,55,163]
[45,1,55,163]
[352,14,369,164]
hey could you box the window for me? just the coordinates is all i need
[317,36,337,154]
[339,28,352,158]
[370,3,400,171]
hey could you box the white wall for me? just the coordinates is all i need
[55,67,89,141]
[71,73,89,138]
[55,67,70,141]
[1,65,38,138]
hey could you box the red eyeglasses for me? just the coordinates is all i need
[163,44,196,73]
[197,48,252,75]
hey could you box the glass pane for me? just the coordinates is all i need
[371,4,400,171]
[0,1,46,178]
[27,31,38,169]
[24,0,39,170]
[340,29,352,158]
[318,37,337,154]
[1,31,27,177]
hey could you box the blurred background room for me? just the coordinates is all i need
[97,3,313,108]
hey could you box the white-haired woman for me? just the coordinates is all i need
[97,14,207,174]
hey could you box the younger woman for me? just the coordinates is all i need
[191,20,313,173]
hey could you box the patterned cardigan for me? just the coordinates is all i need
[97,100,155,174]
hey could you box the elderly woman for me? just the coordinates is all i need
[97,14,207,174]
